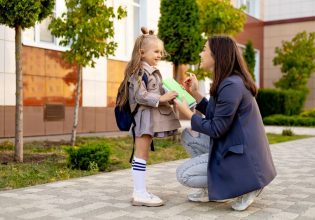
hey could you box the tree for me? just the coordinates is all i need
[243,40,256,80]
[158,0,203,81]
[0,0,55,162]
[197,0,246,36]
[49,0,126,146]
[274,31,315,92]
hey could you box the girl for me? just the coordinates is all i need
[116,27,181,207]
[175,35,276,211]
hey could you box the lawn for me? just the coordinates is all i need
[0,133,311,190]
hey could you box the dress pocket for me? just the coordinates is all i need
[158,105,173,115]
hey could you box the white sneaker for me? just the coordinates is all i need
[231,188,263,211]
[131,192,164,207]
[187,188,209,202]
[188,188,231,203]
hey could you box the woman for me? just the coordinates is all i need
[174,35,277,211]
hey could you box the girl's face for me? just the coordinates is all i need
[141,40,163,66]
[200,41,214,71]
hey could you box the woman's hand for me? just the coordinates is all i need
[183,73,199,96]
[183,73,204,103]
[159,91,178,102]
[174,97,194,120]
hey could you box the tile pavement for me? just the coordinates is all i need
[1,137,315,219]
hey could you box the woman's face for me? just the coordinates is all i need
[200,41,214,71]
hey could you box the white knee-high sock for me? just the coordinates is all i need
[132,156,147,194]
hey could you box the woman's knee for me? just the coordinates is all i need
[176,155,208,188]
[176,162,190,187]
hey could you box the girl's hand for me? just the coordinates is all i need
[174,97,194,120]
[159,91,178,102]
[183,73,199,96]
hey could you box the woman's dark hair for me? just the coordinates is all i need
[208,35,257,97]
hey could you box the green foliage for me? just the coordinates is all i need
[274,31,315,91]
[300,108,315,118]
[256,89,307,118]
[48,0,126,67]
[263,114,315,127]
[0,0,55,28]
[243,40,256,80]
[196,0,246,36]
[282,129,294,136]
[187,68,213,80]
[64,142,110,171]
[158,0,203,66]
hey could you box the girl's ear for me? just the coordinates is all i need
[140,49,145,57]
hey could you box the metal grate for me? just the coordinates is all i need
[44,104,65,121]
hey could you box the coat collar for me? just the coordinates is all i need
[142,61,157,75]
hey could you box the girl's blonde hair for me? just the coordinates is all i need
[116,27,165,108]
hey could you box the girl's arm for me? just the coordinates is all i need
[133,78,177,107]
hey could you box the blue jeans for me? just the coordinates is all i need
[176,128,211,188]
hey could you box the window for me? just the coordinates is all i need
[237,0,259,18]
[22,0,68,51]
[39,16,54,43]
[110,0,142,61]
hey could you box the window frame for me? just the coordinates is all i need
[109,0,142,62]
[22,0,70,52]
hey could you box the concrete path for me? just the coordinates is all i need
[1,137,315,219]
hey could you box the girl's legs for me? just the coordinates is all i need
[132,135,151,195]
[131,134,163,207]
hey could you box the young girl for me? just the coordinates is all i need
[116,27,181,207]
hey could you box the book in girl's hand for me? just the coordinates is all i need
[162,77,196,108]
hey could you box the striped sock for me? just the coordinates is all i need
[132,156,147,194]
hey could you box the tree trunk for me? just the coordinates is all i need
[71,65,82,146]
[173,63,180,142]
[14,25,23,162]
[174,63,180,82]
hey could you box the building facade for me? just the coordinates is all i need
[0,0,314,138]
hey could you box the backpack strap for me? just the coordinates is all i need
[129,70,154,163]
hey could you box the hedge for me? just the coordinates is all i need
[64,142,110,171]
[263,114,315,127]
[256,89,307,118]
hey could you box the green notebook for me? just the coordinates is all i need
[162,77,196,108]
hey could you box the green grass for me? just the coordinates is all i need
[0,133,312,190]
[267,133,311,144]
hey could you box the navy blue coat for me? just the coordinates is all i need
[191,75,277,200]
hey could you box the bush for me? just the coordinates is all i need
[256,89,307,118]
[64,142,110,171]
[300,108,315,118]
[282,129,294,136]
[263,114,315,127]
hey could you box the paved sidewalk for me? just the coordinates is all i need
[1,137,315,219]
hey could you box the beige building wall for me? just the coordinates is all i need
[264,20,315,109]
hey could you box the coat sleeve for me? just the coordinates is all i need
[132,77,161,107]
[191,80,243,138]
[195,97,209,115]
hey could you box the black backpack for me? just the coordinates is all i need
[114,72,154,162]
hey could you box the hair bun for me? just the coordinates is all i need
[141,27,149,34]
[141,27,154,35]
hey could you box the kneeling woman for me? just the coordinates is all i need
[175,35,277,211]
